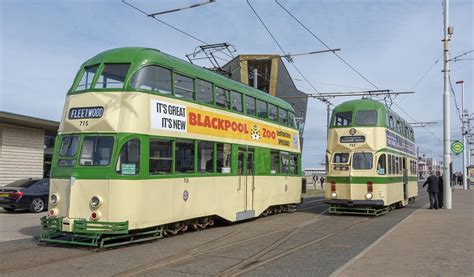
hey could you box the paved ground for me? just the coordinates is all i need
[336,188,474,277]
[1,183,471,276]
[0,209,45,242]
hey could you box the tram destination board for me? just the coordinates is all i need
[339,135,365,143]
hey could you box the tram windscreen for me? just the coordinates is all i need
[79,136,114,166]
[59,136,79,157]
[333,153,349,164]
[95,64,130,89]
[334,112,352,126]
[355,110,377,125]
[352,152,373,170]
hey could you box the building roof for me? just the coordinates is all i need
[0,111,59,136]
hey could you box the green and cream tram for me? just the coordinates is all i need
[325,99,418,215]
[40,47,302,247]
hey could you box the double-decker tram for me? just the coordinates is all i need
[40,47,302,247]
[325,98,418,215]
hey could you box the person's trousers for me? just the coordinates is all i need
[428,191,439,208]
[438,192,443,208]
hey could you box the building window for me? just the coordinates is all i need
[257,99,267,119]
[246,95,256,116]
[95,64,130,89]
[216,143,231,173]
[335,112,352,126]
[231,91,243,112]
[76,65,99,91]
[80,136,114,166]
[174,74,194,100]
[196,79,213,104]
[175,139,194,173]
[198,141,214,173]
[149,139,172,175]
[115,138,140,175]
[215,87,230,109]
[247,59,271,93]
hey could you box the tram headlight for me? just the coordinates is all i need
[331,192,337,199]
[50,194,59,205]
[90,196,102,208]
[365,192,373,200]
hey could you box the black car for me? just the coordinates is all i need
[0,178,49,213]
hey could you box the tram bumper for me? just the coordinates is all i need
[324,199,385,207]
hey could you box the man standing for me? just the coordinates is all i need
[312,174,318,190]
[423,171,439,209]
[320,176,325,190]
[437,171,443,208]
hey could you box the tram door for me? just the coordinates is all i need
[238,148,254,212]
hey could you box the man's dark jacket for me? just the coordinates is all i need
[423,175,440,193]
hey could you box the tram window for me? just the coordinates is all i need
[288,112,296,128]
[281,152,290,174]
[352,152,373,170]
[95,64,130,89]
[76,65,98,91]
[396,120,401,133]
[395,156,399,174]
[271,151,280,174]
[175,139,194,173]
[257,99,267,119]
[355,110,377,125]
[391,155,396,174]
[149,139,172,175]
[198,141,214,173]
[157,67,172,94]
[174,74,194,101]
[216,143,231,173]
[116,139,140,175]
[279,109,288,125]
[399,157,403,174]
[59,136,79,157]
[131,66,159,91]
[246,96,256,116]
[231,91,243,112]
[289,154,298,175]
[268,104,278,122]
[215,87,230,109]
[334,112,352,126]
[80,136,114,166]
[333,153,349,164]
[387,154,392,174]
[196,79,213,105]
[377,154,386,175]
[389,115,395,129]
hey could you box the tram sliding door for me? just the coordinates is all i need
[237,147,255,219]
[402,157,408,200]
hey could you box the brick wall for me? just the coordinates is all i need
[0,124,44,186]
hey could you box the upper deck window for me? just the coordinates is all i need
[174,74,194,101]
[288,112,296,128]
[279,108,288,125]
[355,110,378,125]
[196,79,213,104]
[131,65,172,94]
[80,136,114,166]
[95,64,130,89]
[352,152,373,170]
[215,87,230,109]
[246,96,256,116]
[334,112,352,126]
[231,91,243,112]
[268,104,278,122]
[76,65,99,91]
[257,99,267,119]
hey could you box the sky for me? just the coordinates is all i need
[1,0,472,171]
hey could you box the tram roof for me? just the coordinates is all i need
[79,47,295,112]
[332,98,387,113]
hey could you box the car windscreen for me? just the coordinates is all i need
[5,179,37,188]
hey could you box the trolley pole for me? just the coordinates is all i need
[456,81,468,190]
[442,0,452,209]
[326,103,331,140]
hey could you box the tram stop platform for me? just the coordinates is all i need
[334,188,474,276]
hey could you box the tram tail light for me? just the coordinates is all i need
[331,181,336,192]
[367,181,373,192]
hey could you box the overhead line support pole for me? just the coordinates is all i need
[443,0,452,209]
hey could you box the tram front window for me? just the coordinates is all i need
[333,153,349,164]
[58,135,79,167]
[352,152,373,170]
[76,65,98,91]
[356,110,377,125]
[334,112,352,126]
[80,136,114,166]
[95,64,130,89]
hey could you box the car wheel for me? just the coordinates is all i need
[30,198,45,213]
[3,207,15,212]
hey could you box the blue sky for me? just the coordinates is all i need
[1,0,472,170]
